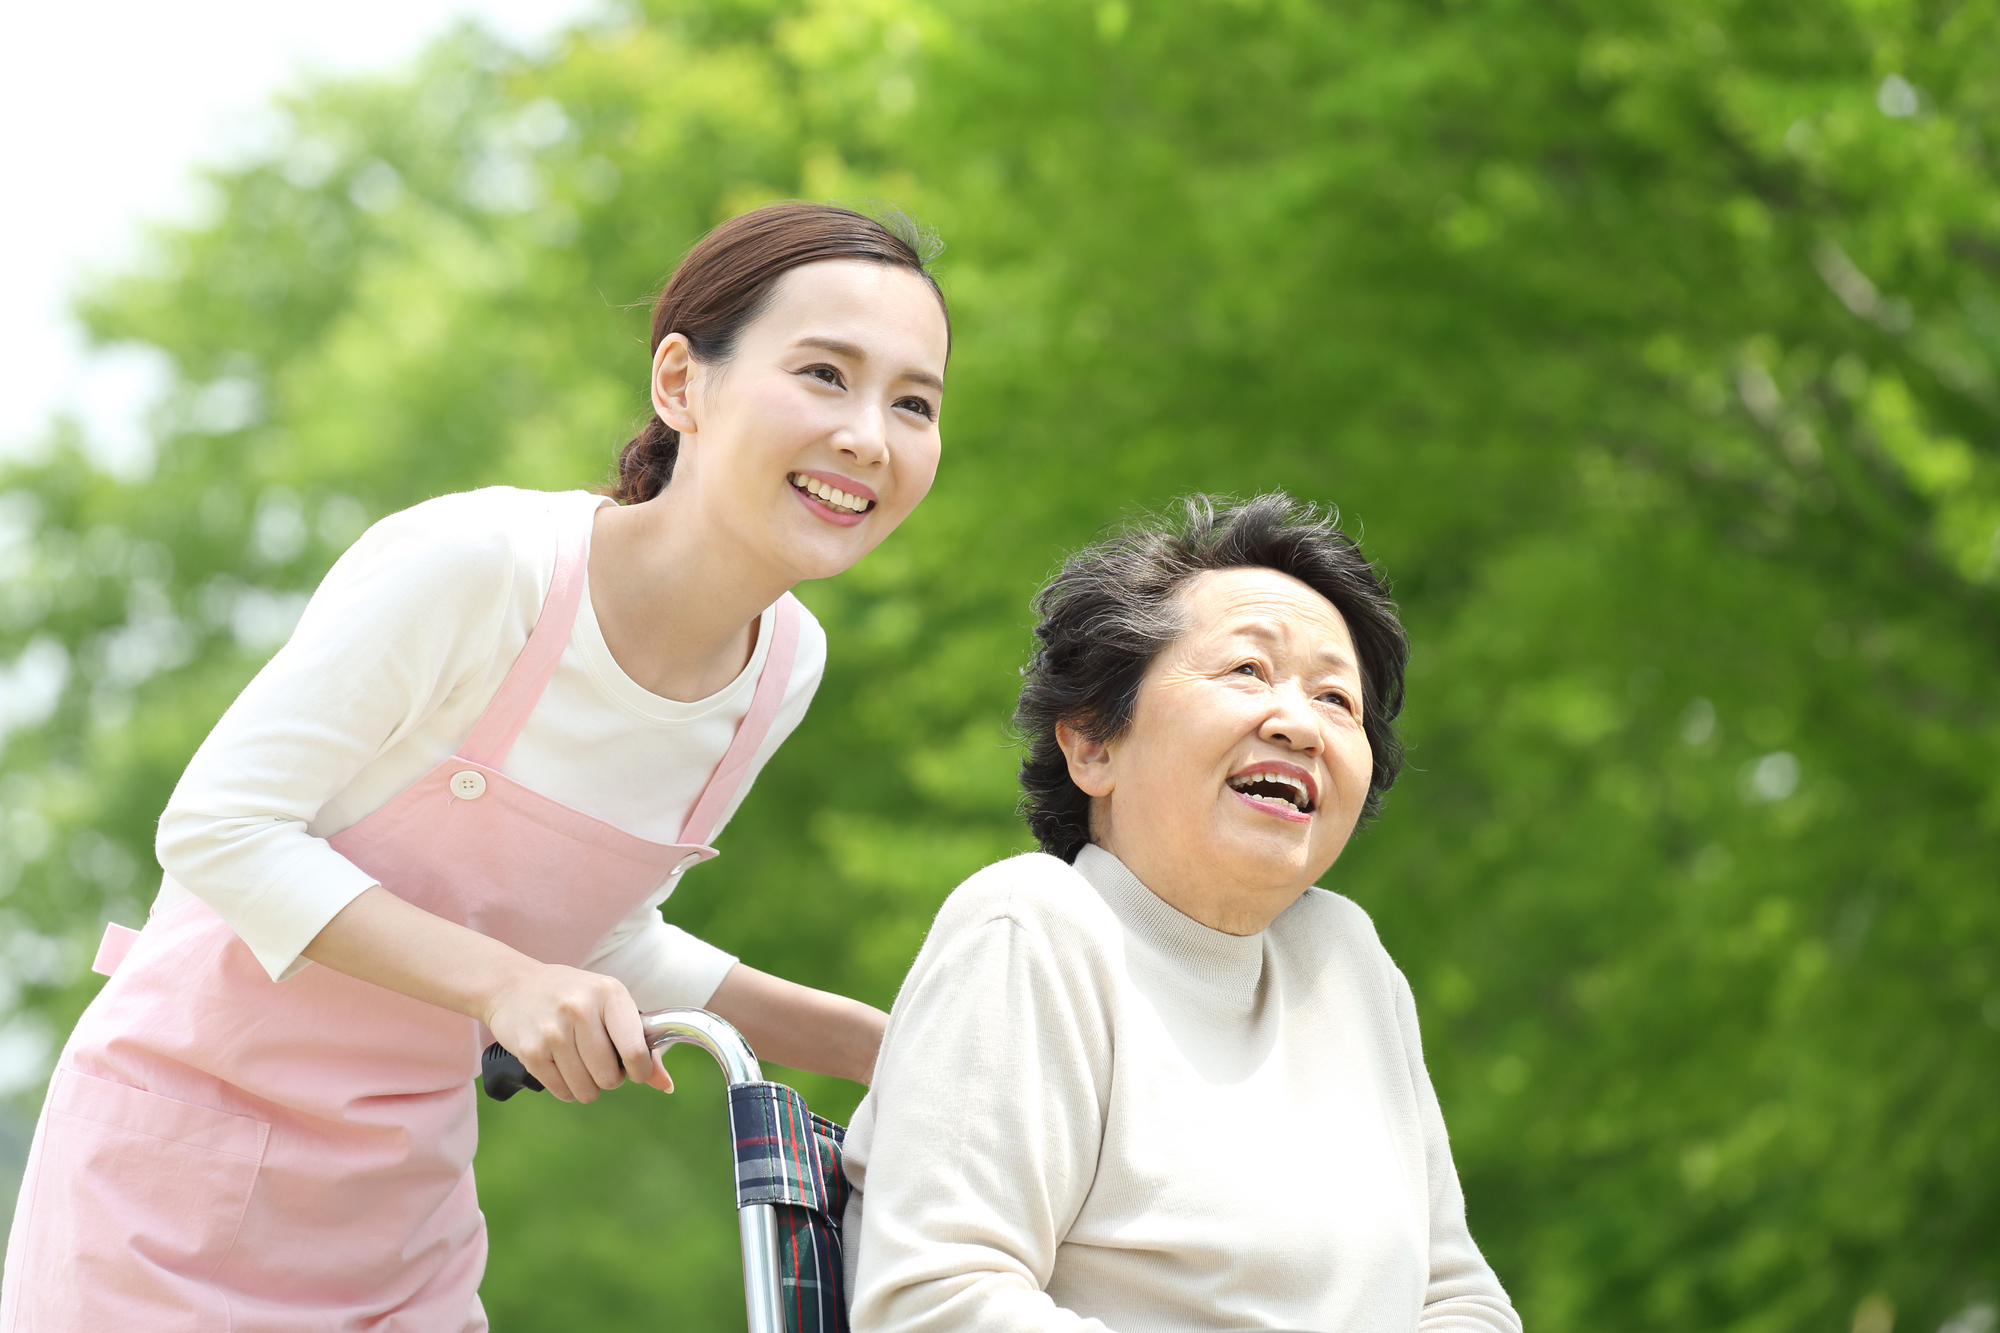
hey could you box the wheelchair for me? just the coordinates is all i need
[483,1009,849,1333]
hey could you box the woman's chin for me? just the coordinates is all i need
[772,520,881,581]
[1212,822,1345,893]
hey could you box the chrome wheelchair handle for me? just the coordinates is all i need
[480,1007,784,1333]
[641,1007,765,1087]
[479,1006,765,1098]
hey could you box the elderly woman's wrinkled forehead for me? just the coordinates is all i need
[1157,567,1360,678]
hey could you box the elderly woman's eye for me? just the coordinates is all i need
[1233,662,1260,677]
[1321,690,1354,712]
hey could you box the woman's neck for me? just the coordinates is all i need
[587,485,792,702]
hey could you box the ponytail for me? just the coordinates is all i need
[611,412,679,505]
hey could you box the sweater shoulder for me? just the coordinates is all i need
[315,486,595,613]
[1275,885,1401,977]
[349,486,578,572]
[925,851,1122,954]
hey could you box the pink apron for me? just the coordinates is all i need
[1,504,801,1331]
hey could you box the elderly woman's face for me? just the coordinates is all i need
[1061,567,1375,935]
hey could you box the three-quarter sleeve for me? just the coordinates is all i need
[1391,970,1525,1333]
[579,894,739,1011]
[847,913,1117,1333]
[154,513,522,981]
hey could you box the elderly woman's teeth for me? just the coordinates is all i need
[789,472,872,515]
[1229,771,1312,812]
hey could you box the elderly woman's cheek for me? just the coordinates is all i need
[1329,728,1373,819]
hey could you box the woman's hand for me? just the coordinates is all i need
[302,886,672,1101]
[484,965,671,1102]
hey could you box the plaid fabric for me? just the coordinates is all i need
[728,1082,850,1333]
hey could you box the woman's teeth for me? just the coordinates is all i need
[790,472,873,515]
[1228,770,1314,813]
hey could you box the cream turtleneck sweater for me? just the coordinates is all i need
[841,845,1520,1333]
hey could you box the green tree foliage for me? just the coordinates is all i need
[2,1,1996,1328]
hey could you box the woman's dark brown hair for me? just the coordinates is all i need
[1013,493,1410,863]
[609,202,948,505]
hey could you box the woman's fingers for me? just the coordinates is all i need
[513,1023,580,1102]
[546,1039,595,1103]
[533,1010,595,1102]
[573,994,632,1095]
[604,998,658,1089]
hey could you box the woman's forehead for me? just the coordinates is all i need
[1177,568,1355,661]
[756,260,947,350]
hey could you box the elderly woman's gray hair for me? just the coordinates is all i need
[1013,492,1409,863]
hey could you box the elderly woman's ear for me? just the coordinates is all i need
[1054,720,1116,801]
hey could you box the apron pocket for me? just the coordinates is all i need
[9,1068,269,1327]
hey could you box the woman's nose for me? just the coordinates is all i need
[836,404,890,466]
[1260,688,1323,753]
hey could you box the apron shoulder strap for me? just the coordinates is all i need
[676,594,804,848]
[457,501,593,770]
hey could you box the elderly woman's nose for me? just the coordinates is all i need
[1258,688,1324,752]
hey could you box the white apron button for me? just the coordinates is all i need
[450,771,487,800]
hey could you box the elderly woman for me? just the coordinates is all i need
[840,494,1520,1333]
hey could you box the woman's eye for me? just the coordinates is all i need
[801,364,845,388]
[896,396,937,421]
[1320,691,1354,712]
[1233,662,1260,677]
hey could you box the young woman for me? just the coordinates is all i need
[0,202,950,1330]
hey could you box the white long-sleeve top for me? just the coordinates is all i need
[843,844,1521,1333]
[152,486,825,1006]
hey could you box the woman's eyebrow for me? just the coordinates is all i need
[1227,620,1358,675]
[792,335,944,392]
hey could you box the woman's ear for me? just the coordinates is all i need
[1056,720,1115,798]
[651,333,698,434]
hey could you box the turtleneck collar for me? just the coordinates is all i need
[1073,843,1266,1022]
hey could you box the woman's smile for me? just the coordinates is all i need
[1225,759,1319,823]
[788,469,878,526]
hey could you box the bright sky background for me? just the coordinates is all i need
[0,0,604,473]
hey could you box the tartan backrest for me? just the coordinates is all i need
[727,1082,850,1333]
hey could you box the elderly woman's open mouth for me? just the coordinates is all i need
[1226,762,1317,819]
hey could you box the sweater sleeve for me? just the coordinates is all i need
[154,506,524,982]
[1390,969,1524,1333]
[578,893,739,1010]
[847,911,1117,1333]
